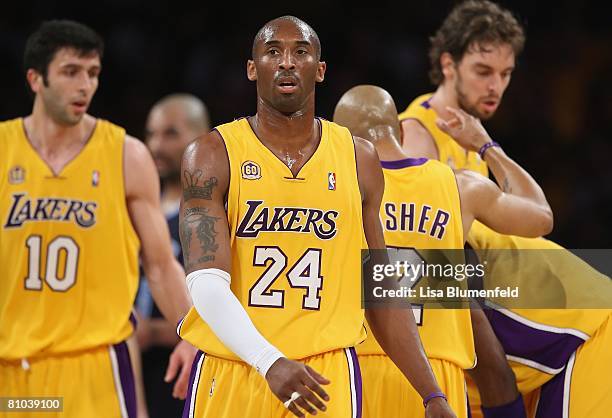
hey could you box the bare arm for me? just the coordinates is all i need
[136,317,180,349]
[457,168,553,238]
[355,137,454,417]
[467,309,521,407]
[124,136,191,326]
[179,130,231,274]
[125,136,196,399]
[400,118,439,159]
[438,108,554,237]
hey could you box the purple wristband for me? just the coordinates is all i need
[478,141,500,159]
[423,391,447,408]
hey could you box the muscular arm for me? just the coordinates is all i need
[355,137,448,407]
[124,136,191,326]
[179,131,231,274]
[456,155,553,238]
[436,107,553,238]
[467,309,520,407]
[400,118,439,159]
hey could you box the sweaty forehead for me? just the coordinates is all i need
[257,20,313,48]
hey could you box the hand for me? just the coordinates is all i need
[435,106,492,152]
[265,357,330,417]
[425,397,457,418]
[164,340,198,399]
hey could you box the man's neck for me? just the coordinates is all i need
[252,97,317,149]
[376,135,409,162]
[429,83,460,120]
[25,100,94,155]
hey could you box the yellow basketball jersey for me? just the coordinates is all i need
[357,158,476,369]
[399,93,488,176]
[179,118,366,361]
[0,118,140,359]
[468,221,612,336]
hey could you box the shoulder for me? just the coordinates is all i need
[455,168,495,201]
[0,118,24,140]
[401,118,434,143]
[352,135,378,161]
[184,129,228,163]
[124,134,152,164]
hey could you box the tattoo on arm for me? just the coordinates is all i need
[181,207,220,269]
[502,177,512,193]
[183,169,218,201]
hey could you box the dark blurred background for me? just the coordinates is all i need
[1,1,610,247]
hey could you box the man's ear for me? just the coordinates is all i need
[316,61,326,83]
[26,68,44,94]
[247,60,257,81]
[440,52,456,81]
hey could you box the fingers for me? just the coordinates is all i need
[305,365,330,385]
[293,391,318,415]
[435,118,450,133]
[445,106,468,121]
[164,352,179,383]
[172,358,192,399]
[287,401,305,418]
[304,366,330,402]
[298,385,327,412]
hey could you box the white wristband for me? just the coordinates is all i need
[186,268,285,377]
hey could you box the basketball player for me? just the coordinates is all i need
[177,16,455,418]
[400,2,612,417]
[137,93,210,417]
[333,84,553,418]
[0,20,196,417]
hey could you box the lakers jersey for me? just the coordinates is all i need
[179,118,366,360]
[468,222,612,347]
[399,94,488,176]
[357,158,476,370]
[0,118,140,359]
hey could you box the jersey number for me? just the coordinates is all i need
[387,247,424,326]
[249,247,323,310]
[24,235,79,292]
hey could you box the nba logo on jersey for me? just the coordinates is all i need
[92,170,100,187]
[9,166,25,184]
[241,161,261,180]
[328,172,336,190]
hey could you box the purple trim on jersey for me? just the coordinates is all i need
[420,99,431,109]
[176,317,185,336]
[349,347,363,418]
[482,394,527,418]
[113,341,137,418]
[535,366,568,418]
[485,309,585,370]
[129,311,137,329]
[182,351,205,418]
[380,158,428,169]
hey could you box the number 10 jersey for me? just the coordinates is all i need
[0,118,140,359]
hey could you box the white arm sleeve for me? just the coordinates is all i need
[186,268,284,377]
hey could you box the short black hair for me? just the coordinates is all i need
[23,20,104,84]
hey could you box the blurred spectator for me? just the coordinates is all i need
[135,93,210,418]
